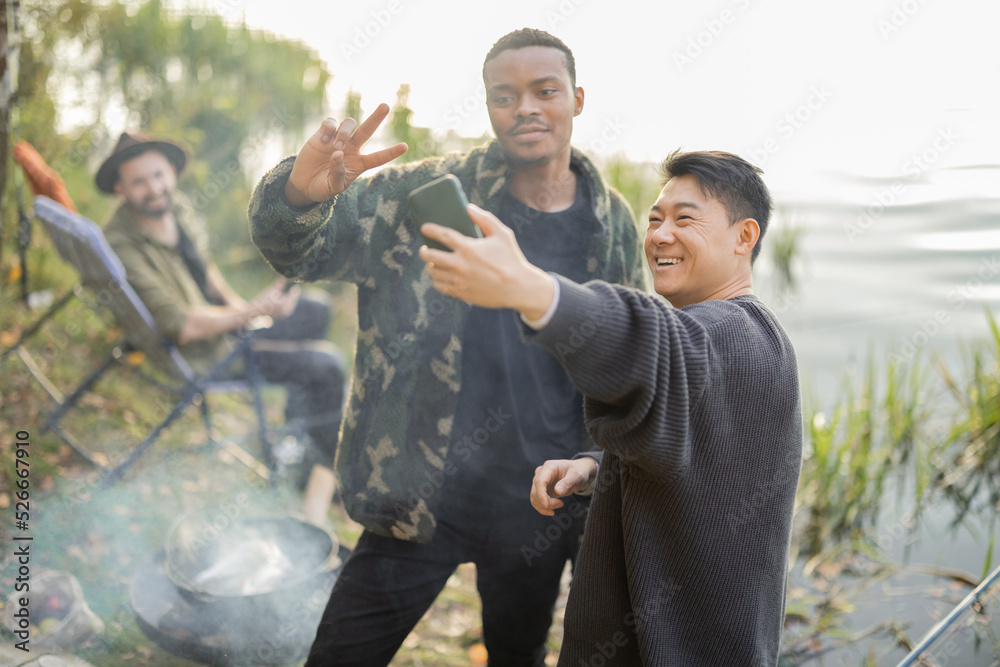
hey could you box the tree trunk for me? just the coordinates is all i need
[0,0,9,265]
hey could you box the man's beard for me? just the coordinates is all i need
[129,191,172,218]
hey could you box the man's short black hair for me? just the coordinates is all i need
[483,28,576,87]
[658,150,772,264]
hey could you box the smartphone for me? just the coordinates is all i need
[407,174,482,252]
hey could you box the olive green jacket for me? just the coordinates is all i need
[248,140,646,542]
[104,193,235,377]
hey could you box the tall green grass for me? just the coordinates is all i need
[796,351,937,558]
[937,309,1000,524]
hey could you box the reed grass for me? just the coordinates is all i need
[796,350,936,558]
[936,309,1000,522]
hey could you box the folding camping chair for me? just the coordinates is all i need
[15,195,277,485]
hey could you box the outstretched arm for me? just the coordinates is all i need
[419,205,711,482]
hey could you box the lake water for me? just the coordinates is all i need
[757,170,1000,665]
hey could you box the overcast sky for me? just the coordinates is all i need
[170,0,999,201]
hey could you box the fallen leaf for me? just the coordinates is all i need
[80,394,106,409]
[469,642,488,665]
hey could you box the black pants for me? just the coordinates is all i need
[241,297,346,466]
[304,498,586,667]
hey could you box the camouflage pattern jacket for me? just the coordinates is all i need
[248,140,646,542]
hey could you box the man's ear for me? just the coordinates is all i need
[734,218,760,259]
[112,180,124,200]
[574,86,585,117]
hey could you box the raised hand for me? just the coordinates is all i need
[284,103,408,207]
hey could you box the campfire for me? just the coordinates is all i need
[131,514,346,665]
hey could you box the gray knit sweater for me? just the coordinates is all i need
[524,278,802,666]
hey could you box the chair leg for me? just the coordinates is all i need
[42,351,120,470]
[0,285,78,362]
[101,343,248,486]
[198,393,215,449]
[46,350,120,430]
[244,344,276,486]
[100,380,205,487]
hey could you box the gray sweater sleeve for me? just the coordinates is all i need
[522,276,711,482]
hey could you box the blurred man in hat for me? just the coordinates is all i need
[98,132,347,523]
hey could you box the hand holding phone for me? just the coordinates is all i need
[407,174,483,252]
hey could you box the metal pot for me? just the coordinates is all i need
[164,512,341,601]
[131,513,346,665]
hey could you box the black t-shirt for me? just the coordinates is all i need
[438,167,603,524]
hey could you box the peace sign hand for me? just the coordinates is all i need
[284,102,408,207]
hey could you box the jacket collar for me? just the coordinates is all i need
[469,140,616,228]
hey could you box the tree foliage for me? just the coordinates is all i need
[5,0,330,283]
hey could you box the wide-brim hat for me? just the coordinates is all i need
[95,132,187,194]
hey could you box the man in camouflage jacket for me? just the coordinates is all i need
[249,28,645,667]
